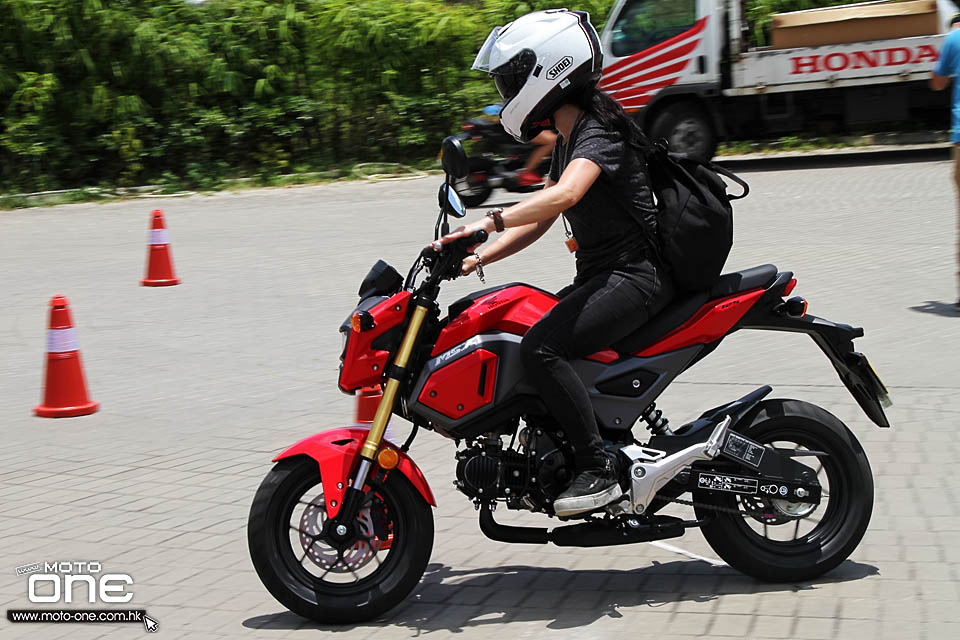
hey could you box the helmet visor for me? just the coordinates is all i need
[491,49,537,101]
[472,27,502,72]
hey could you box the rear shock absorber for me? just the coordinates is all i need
[641,403,671,435]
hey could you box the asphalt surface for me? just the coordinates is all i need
[1,153,959,639]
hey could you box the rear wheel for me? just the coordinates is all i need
[248,456,433,623]
[694,399,873,582]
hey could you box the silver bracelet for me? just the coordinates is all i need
[473,253,486,284]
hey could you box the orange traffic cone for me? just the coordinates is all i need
[356,386,382,424]
[34,296,99,418]
[141,209,180,286]
[355,385,397,444]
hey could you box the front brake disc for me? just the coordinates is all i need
[299,498,381,573]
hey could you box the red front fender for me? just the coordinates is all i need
[273,427,436,518]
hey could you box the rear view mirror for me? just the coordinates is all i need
[438,184,467,219]
[440,136,469,179]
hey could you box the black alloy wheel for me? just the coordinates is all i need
[248,456,434,623]
[694,399,873,582]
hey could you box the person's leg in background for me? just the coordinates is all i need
[954,143,960,307]
[515,130,557,187]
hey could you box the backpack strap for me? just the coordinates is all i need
[705,161,750,200]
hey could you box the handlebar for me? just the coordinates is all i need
[422,229,488,260]
[420,229,489,288]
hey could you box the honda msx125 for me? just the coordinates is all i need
[248,136,891,623]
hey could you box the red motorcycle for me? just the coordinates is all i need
[248,137,891,624]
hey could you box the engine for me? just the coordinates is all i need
[454,427,572,512]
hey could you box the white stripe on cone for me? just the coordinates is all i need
[47,328,78,353]
[149,229,171,245]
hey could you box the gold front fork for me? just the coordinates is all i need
[358,303,429,460]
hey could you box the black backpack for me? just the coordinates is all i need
[642,141,749,291]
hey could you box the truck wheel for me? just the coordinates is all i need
[649,102,716,161]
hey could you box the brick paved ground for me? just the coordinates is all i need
[1,154,958,639]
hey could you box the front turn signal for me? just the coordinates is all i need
[377,447,400,470]
[351,311,375,332]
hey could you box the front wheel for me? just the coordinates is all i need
[455,173,493,208]
[694,399,873,582]
[248,455,434,623]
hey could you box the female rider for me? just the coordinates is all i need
[444,9,674,517]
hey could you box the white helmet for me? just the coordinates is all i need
[473,9,603,143]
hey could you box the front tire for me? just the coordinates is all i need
[248,456,434,623]
[695,399,873,582]
[455,174,493,208]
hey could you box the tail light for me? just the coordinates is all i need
[461,123,475,131]
[779,296,808,317]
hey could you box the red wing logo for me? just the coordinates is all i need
[599,17,708,111]
[482,294,508,309]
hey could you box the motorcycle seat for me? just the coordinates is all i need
[612,264,779,354]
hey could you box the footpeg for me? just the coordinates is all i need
[621,415,731,514]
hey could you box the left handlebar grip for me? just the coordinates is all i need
[470,229,489,245]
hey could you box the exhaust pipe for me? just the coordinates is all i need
[479,505,686,547]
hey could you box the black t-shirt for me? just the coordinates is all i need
[548,113,658,282]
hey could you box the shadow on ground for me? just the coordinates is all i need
[909,300,960,317]
[716,147,949,172]
[242,559,878,634]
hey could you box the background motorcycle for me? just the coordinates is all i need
[247,137,891,624]
[454,104,550,207]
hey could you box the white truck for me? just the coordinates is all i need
[597,0,958,158]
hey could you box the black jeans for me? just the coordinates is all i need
[519,260,674,467]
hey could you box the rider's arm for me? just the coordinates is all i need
[463,178,559,274]
[452,158,601,243]
[496,159,600,228]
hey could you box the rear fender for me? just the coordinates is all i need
[739,306,890,428]
[648,386,773,453]
[273,427,436,518]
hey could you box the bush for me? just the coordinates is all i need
[0,0,516,191]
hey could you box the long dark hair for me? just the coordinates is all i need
[567,85,650,151]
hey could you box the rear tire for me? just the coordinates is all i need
[695,399,873,582]
[649,101,716,161]
[248,456,434,623]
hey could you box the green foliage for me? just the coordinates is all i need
[0,0,618,191]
